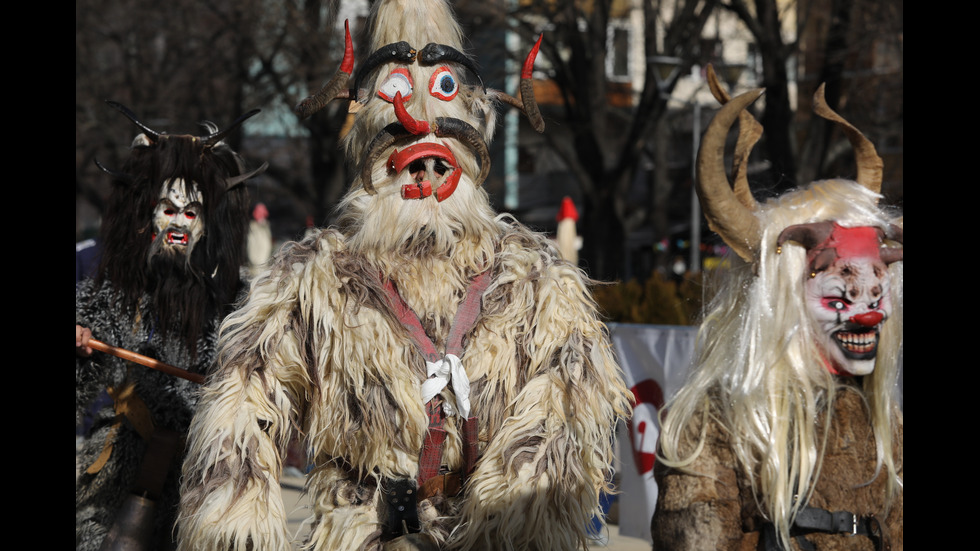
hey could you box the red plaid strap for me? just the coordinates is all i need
[383,278,442,363]
[445,270,491,357]
[381,270,491,487]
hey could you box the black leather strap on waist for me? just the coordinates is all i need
[760,506,887,551]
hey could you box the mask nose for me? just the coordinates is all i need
[850,311,883,327]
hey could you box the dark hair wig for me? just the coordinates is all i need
[96,129,251,357]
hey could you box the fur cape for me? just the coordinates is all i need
[76,278,228,550]
[178,216,632,551]
[77,107,255,549]
[653,383,903,550]
[179,2,631,548]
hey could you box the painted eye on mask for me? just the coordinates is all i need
[429,66,458,101]
[378,68,414,102]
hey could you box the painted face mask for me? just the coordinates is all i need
[780,222,901,376]
[151,178,204,258]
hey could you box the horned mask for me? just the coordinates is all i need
[99,101,267,264]
[697,68,903,375]
[294,1,544,203]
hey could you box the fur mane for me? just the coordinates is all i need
[335,0,502,320]
[657,179,903,545]
[95,129,250,356]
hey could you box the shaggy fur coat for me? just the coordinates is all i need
[178,217,632,551]
[76,278,223,550]
[652,384,903,550]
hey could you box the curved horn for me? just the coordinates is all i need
[812,84,883,194]
[419,43,485,91]
[433,117,491,187]
[393,91,431,135]
[776,221,836,252]
[519,34,545,133]
[294,20,355,120]
[353,41,418,96]
[360,123,414,194]
[696,89,765,262]
[225,162,269,191]
[202,109,261,147]
[879,223,903,265]
[706,64,761,211]
[105,100,161,142]
[776,221,837,271]
[94,158,134,185]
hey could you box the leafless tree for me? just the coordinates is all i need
[457,0,719,280]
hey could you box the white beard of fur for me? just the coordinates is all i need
[340,157,498,277]
[178,3,632,549]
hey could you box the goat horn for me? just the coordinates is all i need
[433,117,491,187]
[105,100,161,143]
[225,162,269,191]
[706,64,761,211]
[202,109,261,147]
[360,123,414,194]
[353,41,417,96]
[812,84,883,194]
[294,20,355,120]
[419,43,485,91]
[696,89,765,262]
[519,35,545,133]
[94,158,133,185]
[879,224,903,265]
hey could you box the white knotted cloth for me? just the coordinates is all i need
[421,353,471,418]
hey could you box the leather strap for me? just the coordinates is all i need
[760,506,887,551]
[85,377,155,475]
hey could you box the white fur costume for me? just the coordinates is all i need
[178,2,632,549]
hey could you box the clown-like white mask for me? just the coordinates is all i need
[801,225,892,376]
[151,179,204,256]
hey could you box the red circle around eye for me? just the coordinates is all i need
[185,212,196,219]
[429,66,458,101]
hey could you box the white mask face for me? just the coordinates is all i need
[151,179,204,255]
[804,253,891,376]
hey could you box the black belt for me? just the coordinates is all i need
[761,506,887,551]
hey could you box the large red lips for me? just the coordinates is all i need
[387,142,462,202]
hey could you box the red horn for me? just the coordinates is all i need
[293,20,355,120]
[520,34,545,133]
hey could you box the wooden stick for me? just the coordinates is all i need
[87,338,206,385]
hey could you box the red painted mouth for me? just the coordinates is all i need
[387,143,461,201]
[167,231,189,246]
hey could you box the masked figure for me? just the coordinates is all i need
[651,77,903,550]
[178,1,632,550]
[75,102,264,550]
